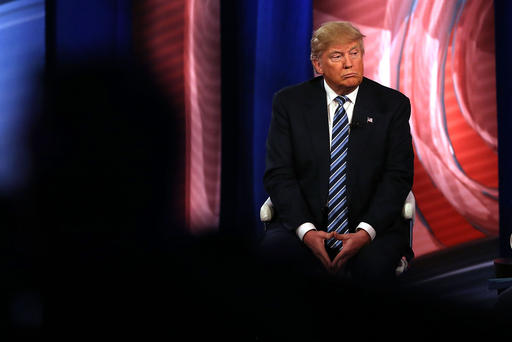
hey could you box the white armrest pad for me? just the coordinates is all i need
[395,257,408,276]
[260,197,274,222]
[402,191,415,220]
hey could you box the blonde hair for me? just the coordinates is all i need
[310,21,365,60]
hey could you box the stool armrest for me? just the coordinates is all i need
[261,191,415,223]
[260,197,274,222]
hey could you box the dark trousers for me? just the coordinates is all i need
[256,222,410,299]
[253,222,411,338]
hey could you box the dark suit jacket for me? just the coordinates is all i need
[263,76,414,238]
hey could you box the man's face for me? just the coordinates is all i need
[312,40,364,95]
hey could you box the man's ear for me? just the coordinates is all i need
[311,58,323,75]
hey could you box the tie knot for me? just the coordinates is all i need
[335,95,348,106]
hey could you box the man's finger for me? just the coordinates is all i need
[331,249,349,273]
[334,232,350,240]
[312,241,333,271]
[318,231,334,240]
[316,249,332,270]
[332,251,343,266]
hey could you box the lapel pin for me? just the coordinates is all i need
[367,116,374,123]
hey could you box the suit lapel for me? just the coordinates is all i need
[351,78,373,132]
[347,78,373,228]
[303,77,330,202]
[348,78,374,152]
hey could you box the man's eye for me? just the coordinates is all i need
[331,55,342,59]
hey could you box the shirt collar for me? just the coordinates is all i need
[323,79,359,106]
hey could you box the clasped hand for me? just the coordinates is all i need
[303,229,371,274]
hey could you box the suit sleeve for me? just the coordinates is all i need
[360,97,414,234]
[263,92,314,231]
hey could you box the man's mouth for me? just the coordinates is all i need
[343,73,358,79]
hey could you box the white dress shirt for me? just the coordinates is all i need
[296,80,377,242]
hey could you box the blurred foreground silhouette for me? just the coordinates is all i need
[3,58,258,338]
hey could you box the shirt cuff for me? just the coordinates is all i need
[296,222,317,241]
[356,222,376,241]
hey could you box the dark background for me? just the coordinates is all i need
[2,0,512,338]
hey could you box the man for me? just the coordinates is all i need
[261,21,414,293]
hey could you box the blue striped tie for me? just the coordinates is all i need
[326,95,350,251]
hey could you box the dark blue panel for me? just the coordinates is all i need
[0,0,45,193]
[220,0,259,236]
[495,0,512,258]
[219,0,312,238]
[53,0,132,63]
[252,0,313,222]
[0,0,45,330]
